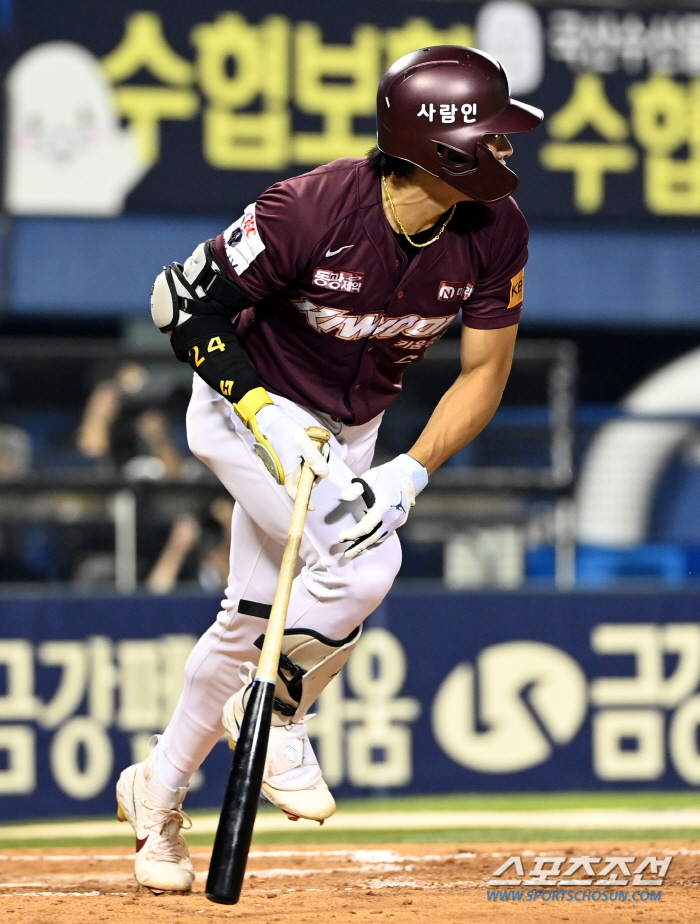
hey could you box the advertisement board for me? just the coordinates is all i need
[7,0,700,220]
[2,591,700,821]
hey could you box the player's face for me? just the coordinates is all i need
[482,134,513,160]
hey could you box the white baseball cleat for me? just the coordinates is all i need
[222,667,336,823]
[116,748,194,893]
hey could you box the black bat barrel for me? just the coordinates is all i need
[206,679,275,904]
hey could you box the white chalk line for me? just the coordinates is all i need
[0,849,457,864]
[2,847,698,864]
[0,848,482,897]
[0,855,134,862]
[5,808,700,842]
[0,860,448,888]
[0,880,486,898]
[0,845,694,898]
[0,874,134,887]
[0,891,129,898]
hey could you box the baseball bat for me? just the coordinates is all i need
[205,426,331,905]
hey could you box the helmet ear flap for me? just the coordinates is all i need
[446,141,518,201]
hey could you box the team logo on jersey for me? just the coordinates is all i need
[508,269,524,308]
[223,202,265,274]
[293,298,454,342]
[312,267,364,293]
[438,281,474,302]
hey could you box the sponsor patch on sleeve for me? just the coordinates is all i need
[223,202,265,274]
[508,268,524,308]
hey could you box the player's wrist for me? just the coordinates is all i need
[254,402,285,429]
[233,387,274,427]
[398,453,429,495]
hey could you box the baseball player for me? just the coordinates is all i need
[116,46,542,891]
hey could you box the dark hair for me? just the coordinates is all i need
[365,145,415,179]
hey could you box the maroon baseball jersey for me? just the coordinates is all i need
[213,157,527,426]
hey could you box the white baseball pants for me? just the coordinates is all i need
[156,375,401,783]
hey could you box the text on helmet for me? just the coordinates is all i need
[418,103,477,124]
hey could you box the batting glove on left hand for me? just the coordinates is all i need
[338,454,428,559]
[251,404,330,505]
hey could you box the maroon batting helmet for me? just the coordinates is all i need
[377,46,543,202]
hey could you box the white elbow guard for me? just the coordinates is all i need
[150,263,193,332]
[151,239,245,333]
[150,239,221,332]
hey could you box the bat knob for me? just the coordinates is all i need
[305,426,331,444]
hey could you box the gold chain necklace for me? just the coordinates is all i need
[382,174,456,249]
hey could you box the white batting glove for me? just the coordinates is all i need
[339,454,428,559]
[252,404,330,503]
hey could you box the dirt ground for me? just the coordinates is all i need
[0,840,696,923]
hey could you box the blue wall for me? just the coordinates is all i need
[2,590,700,820]
[6,216,700,326]
[11,216,228,314]
[527,228,700,326]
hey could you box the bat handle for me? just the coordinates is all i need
[255,426,330,684]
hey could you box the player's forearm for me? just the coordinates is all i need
[407,365,508,475]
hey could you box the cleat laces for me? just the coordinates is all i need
[140,801,192,863]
